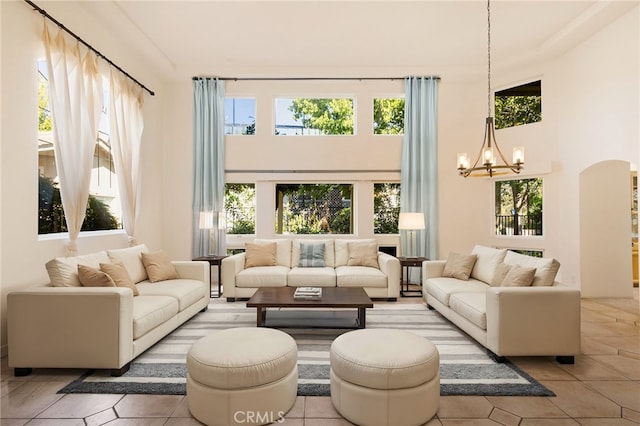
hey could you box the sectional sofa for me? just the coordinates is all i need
[7,244,209,376]
[221,238,401,301]
[423,245,581,363]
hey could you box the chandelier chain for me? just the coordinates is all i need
[487,0,491,117]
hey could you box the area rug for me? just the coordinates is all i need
[59,301,553,397]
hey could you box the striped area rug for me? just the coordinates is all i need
[59,301,553,397]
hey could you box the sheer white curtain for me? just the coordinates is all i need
[43,23,103,256]
[109,69,145,246]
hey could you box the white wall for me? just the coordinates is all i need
[0,1,166,353]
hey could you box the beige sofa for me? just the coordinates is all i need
[7,245,209,377]
[222,238,401,301]
[422,245,580,363]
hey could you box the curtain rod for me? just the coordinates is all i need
[24,0,155,96]
[193,76,440,82]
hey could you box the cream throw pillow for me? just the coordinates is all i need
[347,241,379,268]
[442,252,477,280]
[100,262,139,296]
[106,244,149,283]
[491,263,513,287]
[245,242,277,268]
[141,250,178,282]
[501,265,537,287]
[77,264,116,287]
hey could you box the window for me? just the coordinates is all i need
[373,98,404,135]
[225,183,256,234]
[374,183,401,233]
[495,178,543,236]
[494,80,541,129]
[37,59,120,235]
[275,98,354,135]
[275,184,352,234]
[224,98,256,135]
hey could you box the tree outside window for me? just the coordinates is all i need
[275,184,352,234]
[374,183,401,233]
[495,178,542,236]
[373,98,404,135]
[225,183,256,234]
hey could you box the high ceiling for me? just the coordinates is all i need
[76,0,637,81]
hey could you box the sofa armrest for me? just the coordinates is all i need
[485,284,581,357]
[8,286,134,371]
[221,253,246,298]
[377,252,401,298]
[423,260,446,280]
[173,261,209,285]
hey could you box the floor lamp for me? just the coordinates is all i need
[398,212,425,258]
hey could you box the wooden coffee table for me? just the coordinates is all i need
[246,287,373,329]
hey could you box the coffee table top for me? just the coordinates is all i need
[247,286,373,308]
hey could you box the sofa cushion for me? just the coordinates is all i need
[503,251,560,286]
[346,241,379,268]
[77,264,116,287]
[335,265,387,288]
[442,252,477,280]
[470,245,507,285]
[449,292,487,330]
[292,239,335,268]
[288,267,337,287]
[141,250,178,282]
[107,244,149,283]
[245,242,277,268]
[254,239,292,267]
[236,265,289,288]
[137,279,206,311]
[132,295,179,339]
[335,239,377,267]
[100,262,139,296]
[298,242,326,267]
[424,277,487,306]
[46,251,111,287]
[501,265,537,287]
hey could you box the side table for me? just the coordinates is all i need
[192,255,228,298]
[397,256,428,297]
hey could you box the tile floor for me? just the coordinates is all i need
[1,289,638,426]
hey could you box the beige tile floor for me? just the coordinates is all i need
[1,288,638,426]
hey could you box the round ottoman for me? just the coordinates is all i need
[330,328,439,426]
[187,327,298,426]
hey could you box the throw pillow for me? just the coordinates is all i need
[100,262,139,296]
[501,265,537,287]
[347,241,379,268]
[491,263,513,287]
[141,250,178,282]
[442,252,477,280]
[245,242,277,268]
[77,264,116,287]
[298,242,326,267]
[470,245,508,284]
[106,244,149,283]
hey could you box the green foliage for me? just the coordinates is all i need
[495,178,542,235]
[289,98,354,135]
[374,183,401,233]
[373,98,405,134]
[244,119,255,135]
[38,175,120,234]
[494,95,541,129]
[38,74,52,132]
[224,184,256,234]
[276,184,352,234]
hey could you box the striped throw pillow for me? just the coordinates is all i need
[298,242,326,267]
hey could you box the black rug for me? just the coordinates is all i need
[59,302,554,397]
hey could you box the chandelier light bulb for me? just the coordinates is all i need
[513,147,525,164]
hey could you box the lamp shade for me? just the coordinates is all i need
[199,211,214,229]
[398,212,425,231]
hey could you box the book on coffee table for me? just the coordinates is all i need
[294,287,322,299]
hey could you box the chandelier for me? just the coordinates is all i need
[457,0,524,178]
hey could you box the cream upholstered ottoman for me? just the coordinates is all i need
[187,327,298,426]
[330,328,440,426]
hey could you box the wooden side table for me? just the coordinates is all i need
[192,255,228,298]
[397,256,428,297]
